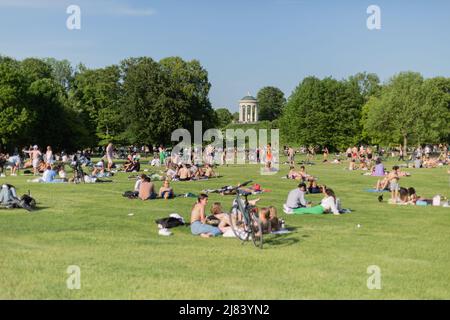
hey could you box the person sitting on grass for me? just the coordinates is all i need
[190,194,222,238]
[286,188,340,215]
[210,202,231,234]
[284,183,309,212]
[138,176,157,200]
[308,180,323,194]
[203,164,216,178]
[92,160,105,176]
[158,180,174,199]
[375,177,390,191]
[298,166,315,182]
[42,165,57,183]
[397,187,410,204]
[258,206,280,233]
[177,164,191,181]
[371,158,385,176]
[58,165,67,181]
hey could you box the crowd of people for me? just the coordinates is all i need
[2,141,449,237]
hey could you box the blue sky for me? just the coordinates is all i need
[1,0,450,111]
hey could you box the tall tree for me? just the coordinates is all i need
[280,77,364,150]
[215,108,233,128]
[70,65,123,145]
[363,72,450,152]
[121,56,216,146]
[256,86,286,121]
[0,58,31,150]
[44,58,74,89]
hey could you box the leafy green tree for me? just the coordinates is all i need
[363,72,450,152]
[348,72,381,102]
[0,58,31,150]
[121,56,216,146]
[44,58,74,89]
[256,86,286,121]
[215,108,233,128]
[70,65,123,145]
[280,77,364,150]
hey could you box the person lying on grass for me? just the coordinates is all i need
[285,188,340,215]
[287,166,302,180]
[190,194,222,238]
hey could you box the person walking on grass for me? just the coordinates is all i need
[106,142,114,172]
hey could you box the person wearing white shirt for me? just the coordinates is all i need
[289,188,340,215]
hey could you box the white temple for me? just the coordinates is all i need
[238,94,258,123]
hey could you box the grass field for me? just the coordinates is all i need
[1,157,449,299]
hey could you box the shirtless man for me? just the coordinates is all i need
[288,147,295,166]
[177,165,191,181]
[190,194,221,238]
[23,145,42,176]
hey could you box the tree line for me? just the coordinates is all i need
[219,72,450,152]
[1,54,449,153]
[0,55,216,152]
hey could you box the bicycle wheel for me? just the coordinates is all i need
[250,214,264,249]
[227,212,250,242]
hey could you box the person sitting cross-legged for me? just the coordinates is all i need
[283,183,309,213]
[158,180,174,199]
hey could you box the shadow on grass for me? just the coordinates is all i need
[263,226,302,248]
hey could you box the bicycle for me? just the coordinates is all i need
[226,181,264,249]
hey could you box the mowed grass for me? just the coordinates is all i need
[1,157,449,299]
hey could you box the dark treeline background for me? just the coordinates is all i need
[1,55,449,153]
[0,55,216,153]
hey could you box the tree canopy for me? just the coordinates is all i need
[256,86,286,121]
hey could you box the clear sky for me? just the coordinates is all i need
[1,0,450,112]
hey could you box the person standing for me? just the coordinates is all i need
[45,146,54,165]
[288,147,295,166]
[23,145,42,176]
[106,143,114,172]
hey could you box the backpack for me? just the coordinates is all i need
[155,217,185,229]
[122,191,137,199]
[19,194,36,211]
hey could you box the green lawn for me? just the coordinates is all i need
[1,157,449,299]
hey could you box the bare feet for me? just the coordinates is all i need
[200,233,213,238]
